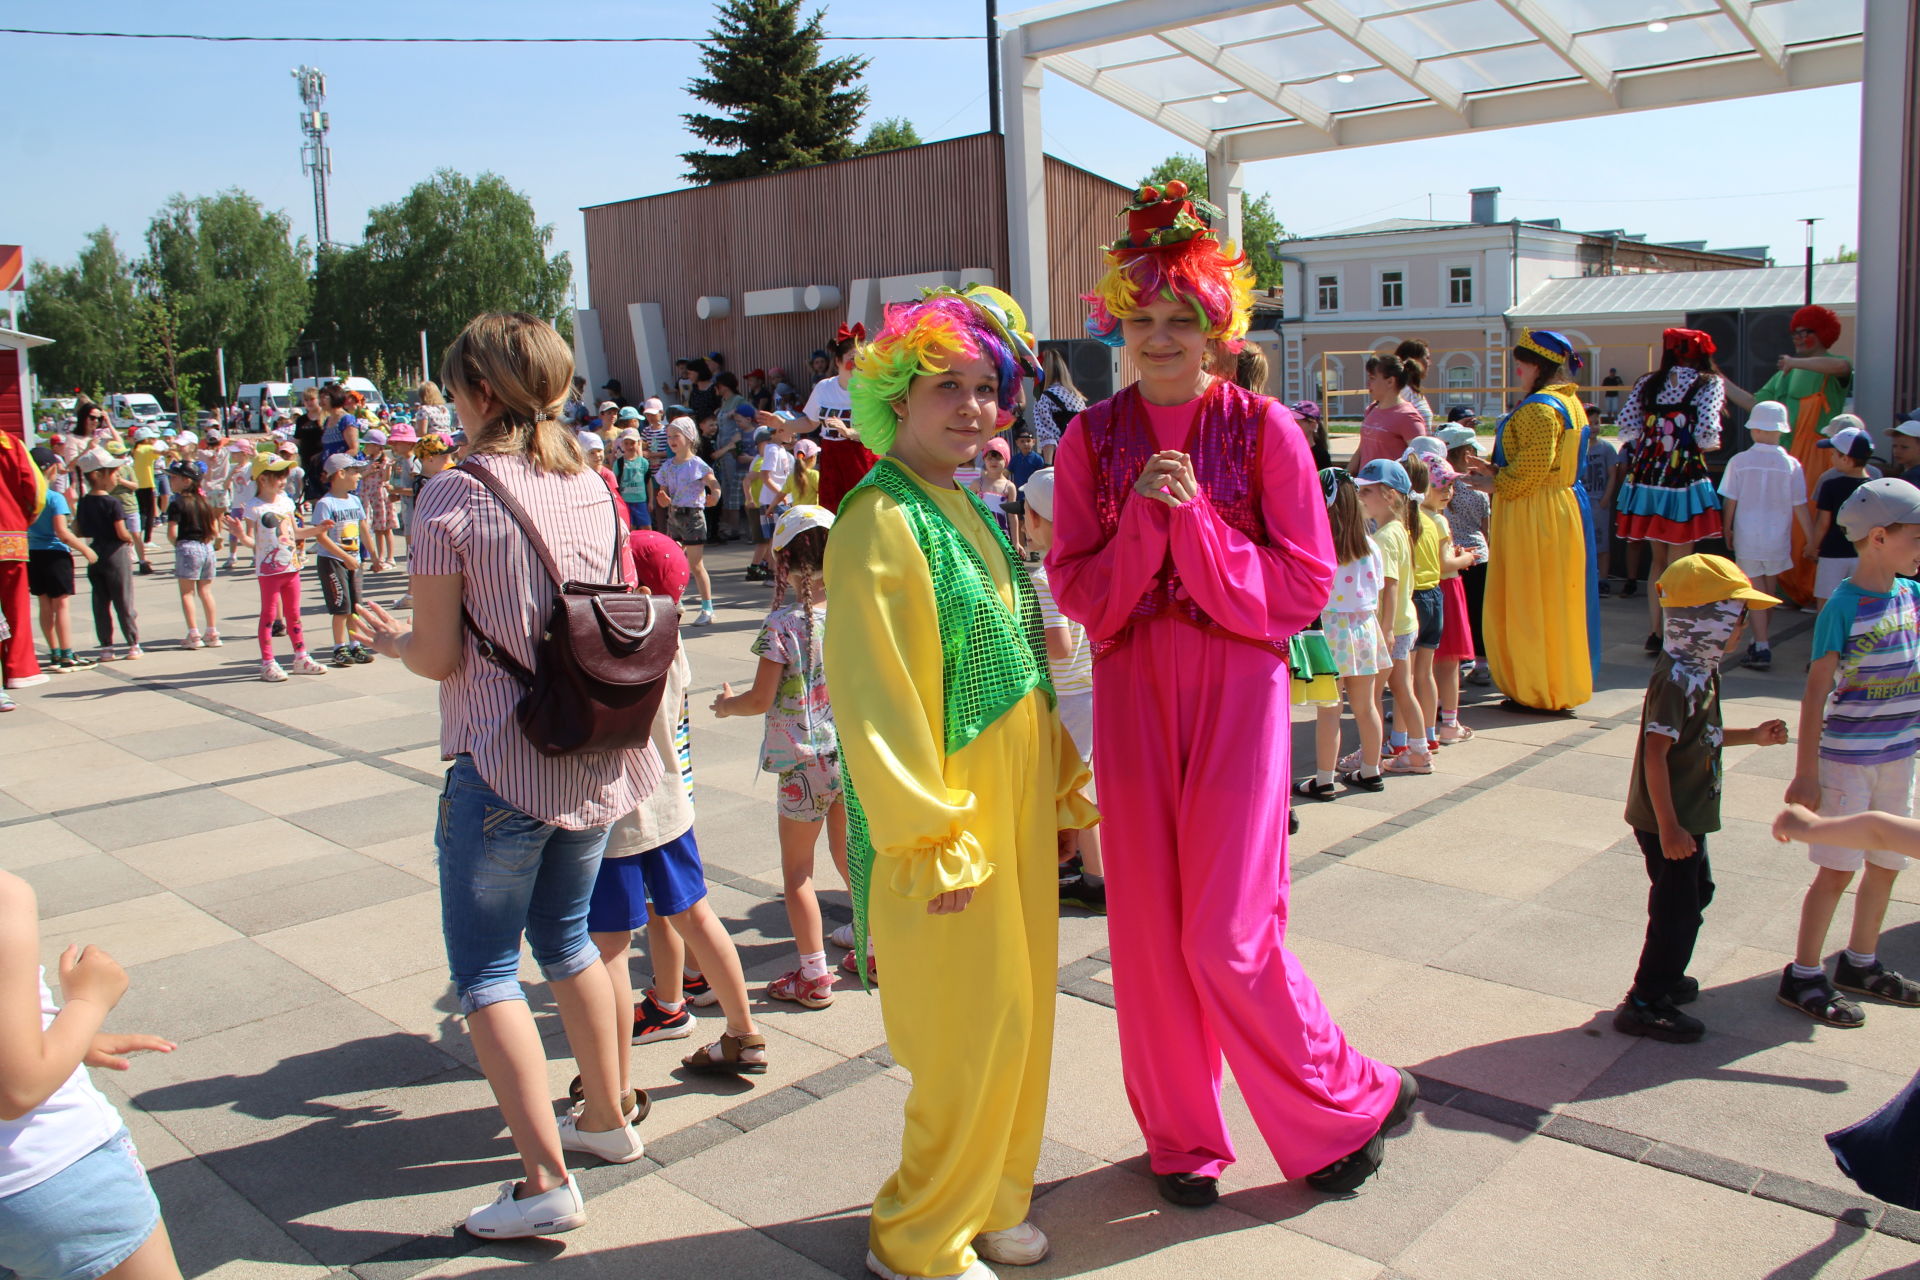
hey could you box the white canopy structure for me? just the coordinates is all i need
[997,0,1918,425]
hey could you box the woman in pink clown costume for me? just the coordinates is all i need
[1048,181,1416,1207]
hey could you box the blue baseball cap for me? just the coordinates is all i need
[1353,458,1412,495]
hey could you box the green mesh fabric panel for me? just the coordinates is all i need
[839,459,1055,987]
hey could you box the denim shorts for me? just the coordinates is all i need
[173,540,215,582]
[436,755,611,1014]
[0,1130,158,1280]
[1413,586,1444,650]
[587,829,708,932]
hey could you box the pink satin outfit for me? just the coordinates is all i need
[1048,377,1399,1179]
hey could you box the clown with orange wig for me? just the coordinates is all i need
[824,284,1097,1280]
[1049,184,1414,1209]
[1723,304,1853,605]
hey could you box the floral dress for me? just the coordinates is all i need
[357,452,396,532]
[1613,367,1724,545]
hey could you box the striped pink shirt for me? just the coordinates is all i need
[413,453,662,829]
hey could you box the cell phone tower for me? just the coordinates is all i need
[292,66,332,247]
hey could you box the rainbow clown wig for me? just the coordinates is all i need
[849,284,1045,456]
[1083,180,1256,351]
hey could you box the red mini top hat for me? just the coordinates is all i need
[1116,180,1226,253]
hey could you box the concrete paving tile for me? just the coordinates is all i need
[1288,935,1427,1024]
[409,1176,843,1279]
[323,712,446,753]
[112,817,350,890]
[256,889,445,993]
[1045,994,1147,1165]
[112,937,341,1043]
[218,760,421,812]
[1020,1160,1383,1280]
[626,1020,848,1141]
[1344,822,1598,901]
[112,717,283,762]
[1568,722,1645,761]
[1392,1135,1884,1280]
[180,851,430,935]
[145,1155,330,1278]
[346,968,481,1071]
[1338,964,1633,1111]
[1289,864,1511,965]
[1428,783,1628,854]
[5,753,196,812]
[0,715,98,756]
[1684,945,1920,1084]
[196,1067,526,1267]
[1508,750,1631,802]
[50,688,226,732]
[0,818,101,870]
[1215,1092,1529,1264]
[1462,714,1589,749]
[1565,1026,1905,1196]
[254,694,423,732]
[17,850,164,917]
[285,784,438,847]
[56,786,272,851]
[163,736,337,784]
[1290,799,1398,852]
[362,831,439,878]
[1058,910,1111,966]
[1423,735,1536,778]
[1435,900,1725,1009]
[127,994,465,1153]
[382,745,450,776]
[37,890,242,971]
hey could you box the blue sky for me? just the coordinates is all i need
[1,1,1863,304]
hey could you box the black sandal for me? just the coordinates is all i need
[682,1031,769,1076]
[565,1077,651,1124]
[1339,768,1385,793]
[1775,966,1865,1028]
[1834,956,1920,1006]
[1306,1067,1418,1194]
[1292,778,1338,802]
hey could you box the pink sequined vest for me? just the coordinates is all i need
[1085,378,1286,659]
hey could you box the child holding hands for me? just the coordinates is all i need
[1779,479,1920,1027]
[1296,467,1390,799]
[1615,554,1789,1043]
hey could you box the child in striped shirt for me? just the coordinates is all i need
[1781,479,1920,1027]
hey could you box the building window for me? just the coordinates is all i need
[1446,363,1472,390]
[1316,274,1339,312]
[1448,265,1474,306]
[1379,270,1404,310]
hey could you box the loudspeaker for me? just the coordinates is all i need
[1040,339,1118,404]
[1684,307,1803,455]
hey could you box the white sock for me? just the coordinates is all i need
[1791,962,1826,981]
[1845,949,1876,969]
[799,950,829,981]
[651,989,685,1014]
[1316,770,1336,788]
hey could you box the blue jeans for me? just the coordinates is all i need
[436,755,611,1014]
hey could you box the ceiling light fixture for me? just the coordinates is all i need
[1646,20,1669,32]
[1211,93,1230,102]
[1336,72,1355,83]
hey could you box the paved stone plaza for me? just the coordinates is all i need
[6,544,1920,1280]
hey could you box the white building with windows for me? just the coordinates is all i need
[1269,187,1772,417]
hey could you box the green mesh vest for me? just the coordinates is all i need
[839,459,1055,981]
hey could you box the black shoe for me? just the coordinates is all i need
[136,562,154,576]
[1740,645,1772,672]
[272,618,287,637]
[1288,809,1299,836]
[350,643,375,664]
[1834,955,1920,1006]
[1306,1067,1417,1194]
[1670,975,1700,1005]
[1643,632,1662,655]
[1613,995,1704,1043]
[330,645,356,668]
[1059,874,1107,915]
[1466,665,1492,687]
[1339,768,1385,793]
[1598,581,1613,598]
[1156,1172,1219,1208]
[1621,581,1638,598]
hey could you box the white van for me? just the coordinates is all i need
[107,393,165,430]
[236,382,295,414]
[291,375,388,412]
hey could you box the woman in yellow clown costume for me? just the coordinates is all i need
[824,285,1097,1280]
[1469,330,1594,713]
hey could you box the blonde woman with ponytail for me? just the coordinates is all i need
[352,312,658,1240]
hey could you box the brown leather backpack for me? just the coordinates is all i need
[456,459,678,758]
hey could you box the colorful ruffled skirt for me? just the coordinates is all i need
[1615,432,1722,544]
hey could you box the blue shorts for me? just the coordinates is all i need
[436,755,610,1014]
[586,829,709,932]
[0,1130,159,1280]
[625,498,651,530]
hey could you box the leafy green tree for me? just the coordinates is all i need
[311,170,572,380]
[19,229,143,398]
[132,281,207,417]
[681,0,870,183]
[1822,245,1859,264]
[858,115,922,155]
[1138,154,1287,288]
[143,191,310,389]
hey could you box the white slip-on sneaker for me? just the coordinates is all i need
[828,923,856,950]
[867,1250,997,1280]
[974,1222,1048,1266]
[557,1108,646,1164]
[462,1176,586,1239]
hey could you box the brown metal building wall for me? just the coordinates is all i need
[583,134,1128,402]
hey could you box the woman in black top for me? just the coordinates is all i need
[685,359,722,425]
[291,386,326,501]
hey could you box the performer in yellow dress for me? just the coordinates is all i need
[824,285,1098,1280]
[1476,330,1593,713]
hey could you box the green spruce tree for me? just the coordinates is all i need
[682,0,870,184]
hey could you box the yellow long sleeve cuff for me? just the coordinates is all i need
[883,822,993,900]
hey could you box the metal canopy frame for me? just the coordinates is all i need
[995,0,1915,428]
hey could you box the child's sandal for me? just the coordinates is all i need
[1382,752,1433,776]
[1291,778,1338,802]
[682,1032,769,1076]
[1339,768,1385,793]
[1776,968,1865,1028]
